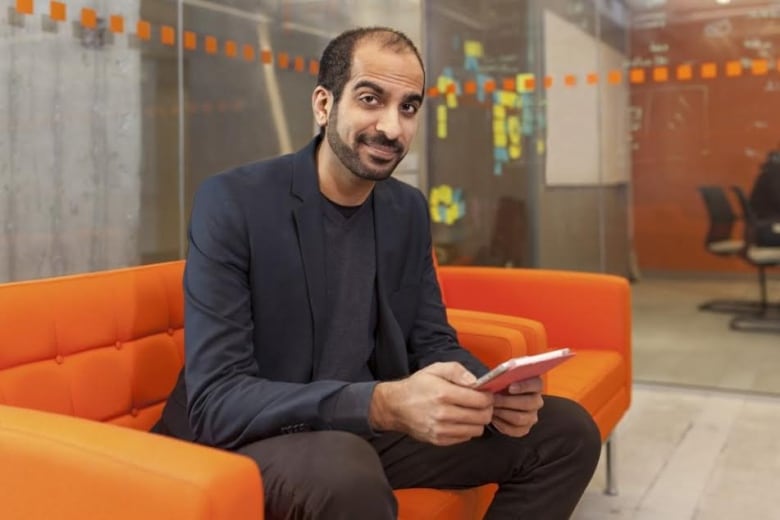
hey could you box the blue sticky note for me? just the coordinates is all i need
[464,56,479,72]
[494,162,503,175]
[476,74,491,103]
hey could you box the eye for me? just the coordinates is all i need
[359,94,379,105]
[401,103,419,115]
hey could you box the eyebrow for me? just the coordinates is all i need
[353,80,423,106]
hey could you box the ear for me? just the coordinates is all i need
[312,86,332,128]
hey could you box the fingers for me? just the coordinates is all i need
[490,414,534,438]
[506,376,543,395]
[494,392,543,412]
[423,422,487,446]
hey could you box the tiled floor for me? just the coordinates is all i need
[632,275,780,394]
[573,383,780,520]
[571,275,780,519]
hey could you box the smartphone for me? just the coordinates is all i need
[471,348,574,393]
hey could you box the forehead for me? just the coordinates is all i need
[347,39,424,94]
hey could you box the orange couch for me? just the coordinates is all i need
[0,260,631,519]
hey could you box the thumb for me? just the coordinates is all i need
[423,362,477,386]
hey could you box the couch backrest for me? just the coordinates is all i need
[0,261,186,431]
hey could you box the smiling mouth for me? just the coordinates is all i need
[363,143,399,161]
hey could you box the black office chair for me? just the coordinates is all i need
[696,186,763,313]
[729,185,780,332]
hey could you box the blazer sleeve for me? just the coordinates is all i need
[405,192,489,378]
[184,175,376,449]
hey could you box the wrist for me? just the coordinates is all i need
[368,381,399,431]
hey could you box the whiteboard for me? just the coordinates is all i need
[544,10,630,186]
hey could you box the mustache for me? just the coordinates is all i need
[357,133,403,153]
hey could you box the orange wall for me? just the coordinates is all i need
[631,11,780,272]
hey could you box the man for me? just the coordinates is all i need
[154,27,600,519]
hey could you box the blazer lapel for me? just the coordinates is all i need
[290,139,328,377]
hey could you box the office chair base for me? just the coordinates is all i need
[730,311,780,333]
[698,300,780,314]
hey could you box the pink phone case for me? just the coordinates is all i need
[473,351,575,393]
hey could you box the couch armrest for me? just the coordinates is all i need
[439,267,631,359]
[0,405,263,520]
[447,311,528,369]
[447,308,547,356]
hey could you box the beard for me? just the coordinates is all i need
[326,109,406,181]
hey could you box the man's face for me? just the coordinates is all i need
[324,40,424,181]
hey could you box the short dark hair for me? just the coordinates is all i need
[317,27,426,103]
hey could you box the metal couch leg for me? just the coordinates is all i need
[604,435,618,496]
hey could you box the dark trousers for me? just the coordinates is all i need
[238,396,601,520]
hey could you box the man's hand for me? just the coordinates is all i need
[369,362,494,446]
[490,376,544,438]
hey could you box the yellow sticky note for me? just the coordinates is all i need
[437,75,452,93]
[493,105,506,120]
[446,92,458,109]
[437,105,447,139]
[507,116,521,144]
[516,73,534,93]
[509,145,522,159]
[537,139,545,155]
[494,133,507,148]
[499,91,517,108]
[464,40,484,58]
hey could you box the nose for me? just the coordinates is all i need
[375,108,402,141]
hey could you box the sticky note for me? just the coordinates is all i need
[509,145,522,159]
[464,40,484,58]
[437,105,447,139]
[537,139,545,155]
[493,105,506,120]
[446,93,458,109]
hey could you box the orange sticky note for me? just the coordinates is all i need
[701,63,717,79]
[464,80,477,95]
[564,75,576,87]
[676,64,692,80]
[484,80,496,93]
[261,49,273,64]
[726,60,741,77]
[205,36,217,55]
[309,60,319,75]
[161,25,175,46]
[81,8,96,29]
[16,0,33,15]
[544,76,553,89]
[446,83,456,95]
[278,52,289,68]
[184,31,196,50]
[137,20,151,41]
[225,40,237,58]
[243,44,255,62]
[751,59,768,75]
[50,1,65,21]
[524,77,536,90]
[502,78,515,91]
[629,68,645,84]
[586,73,598,85]
[608,70,622,85]
[653,67,668,82]
[294,56,305,72]
[109,15,124,34]
[427,86,440,98]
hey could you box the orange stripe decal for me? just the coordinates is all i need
[50,1,65,21]
[137,20,151,41]
[109,15,124,34]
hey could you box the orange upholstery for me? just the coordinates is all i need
[0,260,630,518]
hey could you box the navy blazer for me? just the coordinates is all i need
[156,138,487,450]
